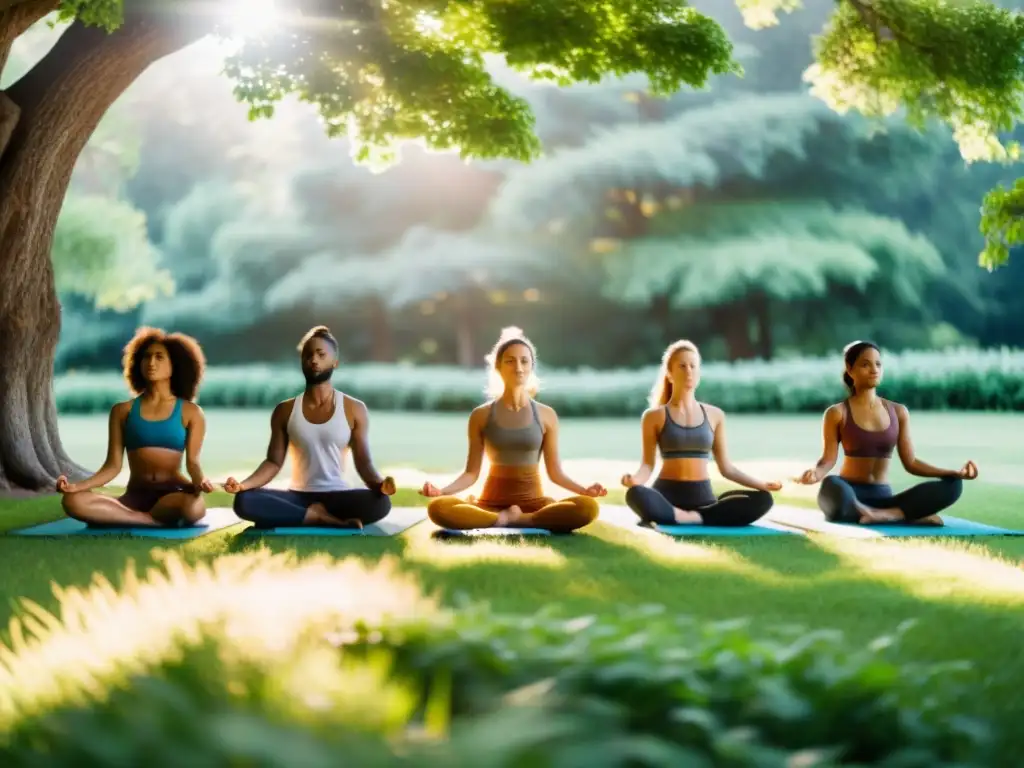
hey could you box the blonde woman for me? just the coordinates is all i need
[621,340,781,526]
[420,326,605,532]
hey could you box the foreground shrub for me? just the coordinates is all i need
[0,552,998,766]
[55,347,1024,415]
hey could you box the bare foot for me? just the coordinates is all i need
[672,508,703,524]
[912,514,944,527]
[856,502,905,525]
[495,505,524,528]
[305,503,364,529]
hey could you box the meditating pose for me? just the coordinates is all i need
[621,340,780,527]
[224,326,395,529]
[420,326,605,532]
[794,340,977,525]
[56,327,213,527]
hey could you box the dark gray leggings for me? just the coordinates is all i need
[233,488,392,528]
[626,479,774,527]
[817,475,963,523]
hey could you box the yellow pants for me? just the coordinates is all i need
[427,467,599,533]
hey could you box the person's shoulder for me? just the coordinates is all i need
[886,399,909,417]
[180,400,204,417]
[700,401,724,418]
[111,399,134,418]
[470,401,494,422]
[271,398,297,420]
[340,391,367,412]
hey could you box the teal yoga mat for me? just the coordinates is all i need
[241,506,426,537]
[10,507,242,539]
[600,505,802,536]
[767,506,1024,538]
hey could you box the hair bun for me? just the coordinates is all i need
[498,325,525,341]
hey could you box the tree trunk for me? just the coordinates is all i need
[752,292,774,360]
[452,293,476,368]
[0,8,202,491]
[713,303,756,362]
[368,297,396,363]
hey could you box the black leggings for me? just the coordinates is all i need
[817,475,963,523]
[625,479,774,527]
[233,488,392,528]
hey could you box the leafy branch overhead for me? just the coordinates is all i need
[41,0,1024,269]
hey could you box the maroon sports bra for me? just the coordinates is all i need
[838,399,899,459]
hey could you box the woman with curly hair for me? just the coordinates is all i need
[57,327,213,527]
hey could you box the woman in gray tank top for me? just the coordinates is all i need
[420,326,605,532]
[621,340,781,527]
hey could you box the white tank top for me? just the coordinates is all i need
[287,390,352,492]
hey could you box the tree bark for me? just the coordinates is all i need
[713,302,756,362]
[752,292,774,360]
[0,8,202,491]
[452,293,476,368]
[367,296,396,363]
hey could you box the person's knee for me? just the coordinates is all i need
[625,485,645,510]
[183,496,206,525]
[61,491,86,520]
[941,476,964,503]
[364,493,392,524]
[232,489,260,520]
[752,489,775,514]
[426,497,456,526]
[571,495,600,524]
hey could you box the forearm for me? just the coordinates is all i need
[239,460,282,491]
[551,471,588,496]
[906,458,955,478]
[75,465,121,491]
[355,460,385,489]
[440,471,478,496]
[630,463,654,486]
[185,460,206,486]
[721,465,765,491]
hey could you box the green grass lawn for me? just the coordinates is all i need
[4,410,1024,756]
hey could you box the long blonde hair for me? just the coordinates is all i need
[485,326,541,400]
[648,339,701,408]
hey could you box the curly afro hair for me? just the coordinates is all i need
[122,327,207,401]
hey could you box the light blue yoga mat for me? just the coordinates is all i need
[10,507,243,539]
[767,506,1024,538]
[241,506,426,537]
[600,505,802,537]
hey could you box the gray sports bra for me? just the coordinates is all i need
[483,400,544,466]
[658,404,714,459]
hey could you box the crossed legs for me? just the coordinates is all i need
[234,488,392,529]
[427,495,599,533]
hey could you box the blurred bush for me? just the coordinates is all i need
[0,552,996,766]
[54,347,1024,414]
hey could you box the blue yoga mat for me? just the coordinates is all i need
[241,506,426,537]
[600,505,802,537]
[767,506,1024,538]
[10,507,243,539]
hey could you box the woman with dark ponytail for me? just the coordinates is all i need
[794,340,977,525]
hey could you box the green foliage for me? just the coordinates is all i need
[222,0,738,168]
[348,604,993,766]
[979,178,1024,270]
[53,348,1024,415]
[56,0,123,31]
[52,195,172,312]
[603,201,944,308]
[806,0,1024,162]
[0,551,997,766]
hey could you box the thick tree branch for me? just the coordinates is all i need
[0,0,57,73]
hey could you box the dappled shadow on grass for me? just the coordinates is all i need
[5,490,1024,756]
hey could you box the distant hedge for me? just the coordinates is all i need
[54,347,1024,415]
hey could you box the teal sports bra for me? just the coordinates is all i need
[658,404,714,459]
[123,398,187,452]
